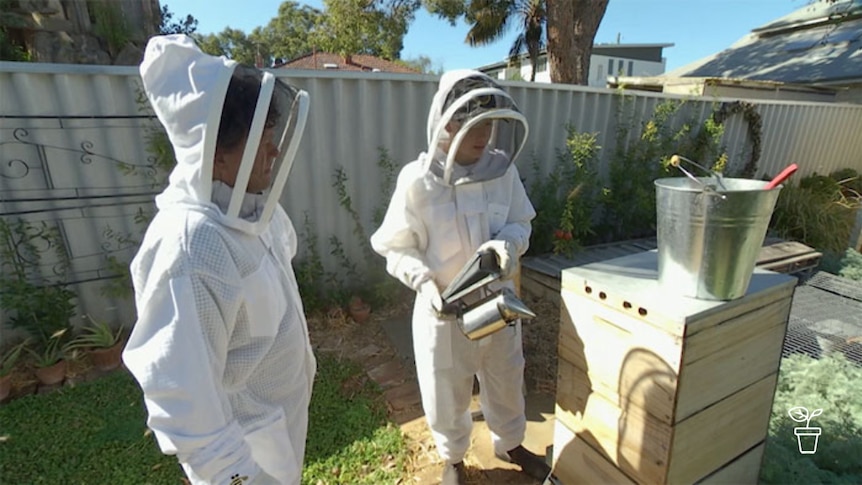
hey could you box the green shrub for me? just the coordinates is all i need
[770,173,861,254]
[761,353,862,484]
[825,248,862,282]
[527,128,602,257]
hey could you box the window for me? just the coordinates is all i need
[535,57,548,73]
[608,59,614,75]
[628,61,634,76]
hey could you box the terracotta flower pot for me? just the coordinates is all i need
[89,340,124,371]
[0,373,12,402]
[34,359,67,386]
[348,297,371,324]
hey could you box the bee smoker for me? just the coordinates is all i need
[440,249,537,340]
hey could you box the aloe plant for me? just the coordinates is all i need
[67,316,123,350]
[0,340,28,377]
[24,329,69,368]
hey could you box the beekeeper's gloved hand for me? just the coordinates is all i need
[478,239,517,280]
[419,280,458,320]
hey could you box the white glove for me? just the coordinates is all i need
[478,239,517,280]
[419,280,458,320]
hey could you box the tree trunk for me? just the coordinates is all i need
[529,48,538,82]
[546,0,609,85]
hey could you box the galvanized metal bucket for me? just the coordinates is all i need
[655,176,782,300]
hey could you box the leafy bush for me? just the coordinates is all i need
[770,172,861,254]
[295,147,410,313]
[821,248,862,282]
[527,128,602,256]
[527,96,727,253]
[761,353,862,484]
[0,218,76,345]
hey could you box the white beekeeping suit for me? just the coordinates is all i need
[122,34,315,485]
[371,70,547,483]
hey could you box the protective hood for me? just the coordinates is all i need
[424,69,528,186]
[139,34,309,235]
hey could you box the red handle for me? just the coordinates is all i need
[765,163,798,190]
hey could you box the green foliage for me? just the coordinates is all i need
[554,130,602,255]
[0,0,30,61]
[830,167,862,198]
[0,371,182,484]
[313,0,419,60]
[395,55,443,75]
[0,340,28,377]
[0,218,76,344]
[158,4,198,35]
[600,97,724,241]
[295,213,330,312]
[527,95,727,254]
[770,171,861,254]
[0,359,406,484]
[0,27,28,61]
[194,1,322,66]
[820,248,862,281]
[89,1,131,58]
[24,328,70,368]
[526,127,602,256]
[68,316,123,350]
[295,147,408,313]
[194,27,262,66]
[0,279,76,344]
[192,0,419,65]
[303,354,406,484]
[761,353,862,484]
[260,1,323,64]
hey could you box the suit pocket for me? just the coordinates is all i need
[422,202,461,267]
[242,258,287,338]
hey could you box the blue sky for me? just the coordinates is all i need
[162,0,811,72]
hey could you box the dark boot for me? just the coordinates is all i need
[496,445,552,481]
[441,461,467,485]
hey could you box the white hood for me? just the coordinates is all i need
[423,69,528,186]
[139,34,309,235]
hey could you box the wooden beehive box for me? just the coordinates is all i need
[552,250,796,485]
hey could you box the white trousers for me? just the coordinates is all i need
[412,291,527,464]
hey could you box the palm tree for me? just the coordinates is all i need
[464,0,546,81]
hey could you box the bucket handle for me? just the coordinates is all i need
[669,154,728,199]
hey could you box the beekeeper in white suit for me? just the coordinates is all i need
[122,34,315,485]
[370,70,551,485]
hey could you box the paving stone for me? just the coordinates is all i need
[383,381,422,411]
[367,360,408,389]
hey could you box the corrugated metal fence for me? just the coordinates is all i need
[2,61,862,334]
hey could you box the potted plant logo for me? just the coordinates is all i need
[788,406,822,454]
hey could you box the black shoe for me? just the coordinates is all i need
[496,445,552,481]
[441,461,467,485]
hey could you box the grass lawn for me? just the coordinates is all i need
[0,354,406,484]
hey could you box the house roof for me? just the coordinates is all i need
[275,52,420,74]
[665,0,862,85]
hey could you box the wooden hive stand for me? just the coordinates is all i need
[552,250,797,485]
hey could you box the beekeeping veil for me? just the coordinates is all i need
[217,64,308,227]
[139,34,309,235]
[425,70,528,186]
